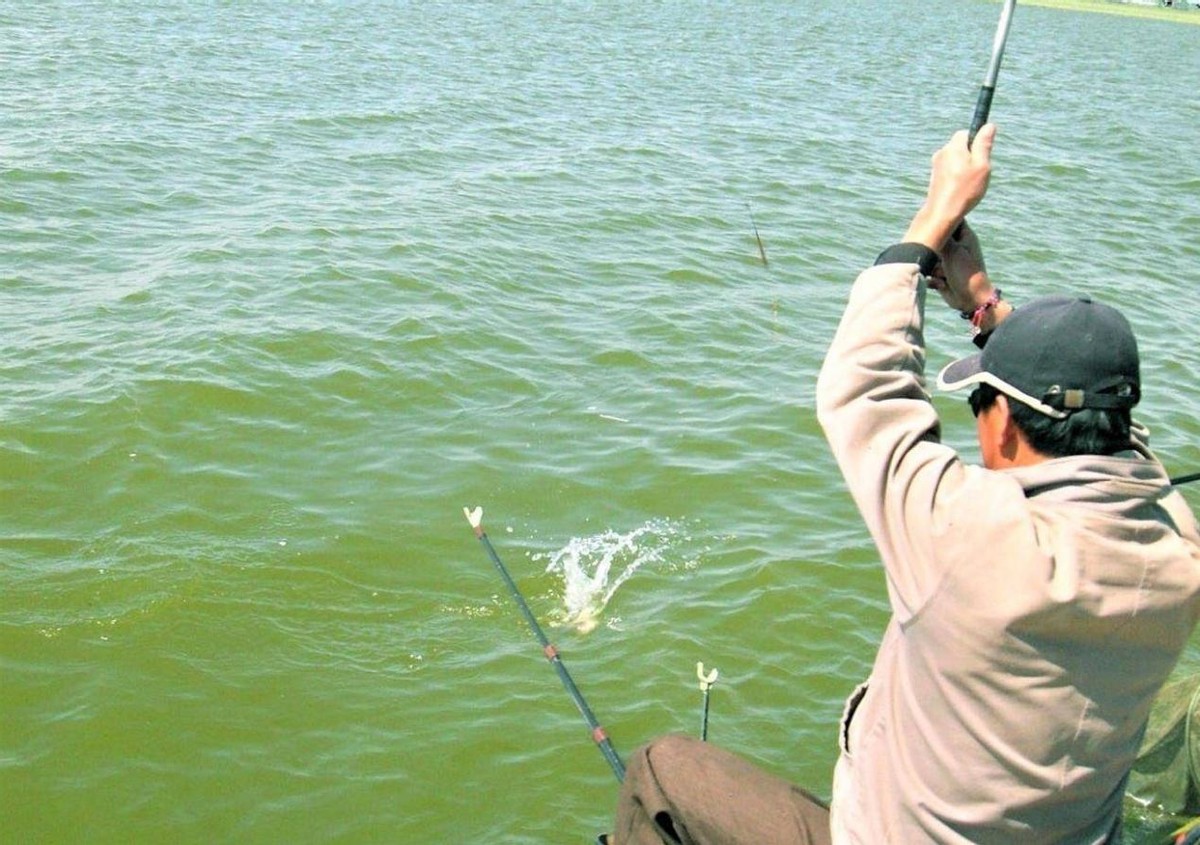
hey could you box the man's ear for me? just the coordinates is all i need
[995,394,1022,462]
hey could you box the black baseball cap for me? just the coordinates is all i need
[937,294,1140,418]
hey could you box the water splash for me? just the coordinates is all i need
[538,519,678,633]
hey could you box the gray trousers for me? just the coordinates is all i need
[611,734,832,845]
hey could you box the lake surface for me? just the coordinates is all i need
[4,1,1199,841]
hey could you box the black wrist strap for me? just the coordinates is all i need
[874,243,940,277]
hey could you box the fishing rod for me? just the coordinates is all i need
[968,0,1018,146]
[952,0,1017,241]
[463,506,626,783]
[1173,472,1200,487]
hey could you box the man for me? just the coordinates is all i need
[606,125,1200,844]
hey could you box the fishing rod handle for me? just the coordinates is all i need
[968,85,995,148]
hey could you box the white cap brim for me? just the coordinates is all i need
[936,355,1068,419]
[936,353,986,392]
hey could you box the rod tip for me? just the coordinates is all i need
[463,506,484,535]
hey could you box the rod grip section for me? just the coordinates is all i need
[968,85,995,147]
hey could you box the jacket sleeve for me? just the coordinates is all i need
[815,256,980,622]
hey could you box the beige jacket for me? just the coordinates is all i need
[816,258,1200,844]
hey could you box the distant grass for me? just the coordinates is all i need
[1017,0,1200,24]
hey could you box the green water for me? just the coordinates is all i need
[3,1,1199,842]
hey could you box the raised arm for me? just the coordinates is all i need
[902,125,996,252]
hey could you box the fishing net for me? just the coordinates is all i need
[1129,673,1200,816]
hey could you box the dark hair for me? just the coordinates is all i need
[1011,403,1132,457]
[973,382,1133,457]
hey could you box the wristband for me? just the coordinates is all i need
[961,289,1002,335]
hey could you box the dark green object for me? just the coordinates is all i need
[1129,674,1200,814]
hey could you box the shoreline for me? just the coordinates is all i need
[1017,0,1200,24]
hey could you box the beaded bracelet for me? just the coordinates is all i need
[961,289,1002,335]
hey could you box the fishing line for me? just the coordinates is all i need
[746,202,768,266]
[464,506,626,783]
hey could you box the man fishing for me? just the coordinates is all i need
[605,124,1200,843]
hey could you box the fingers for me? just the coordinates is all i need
[933,130,971,167]
[904,126,998,253]
[971,123,998,162]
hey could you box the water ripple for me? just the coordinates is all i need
[4,1,1199,842]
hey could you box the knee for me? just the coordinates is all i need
[635,732,697,761]
[630,733,706,784]
[651,734,698,751]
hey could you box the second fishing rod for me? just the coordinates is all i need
[464,505,626,783]
[464,507,730,786]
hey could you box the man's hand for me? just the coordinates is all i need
[903,124,997,252]
[930,222,989,313]
[929,220,1012,333]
